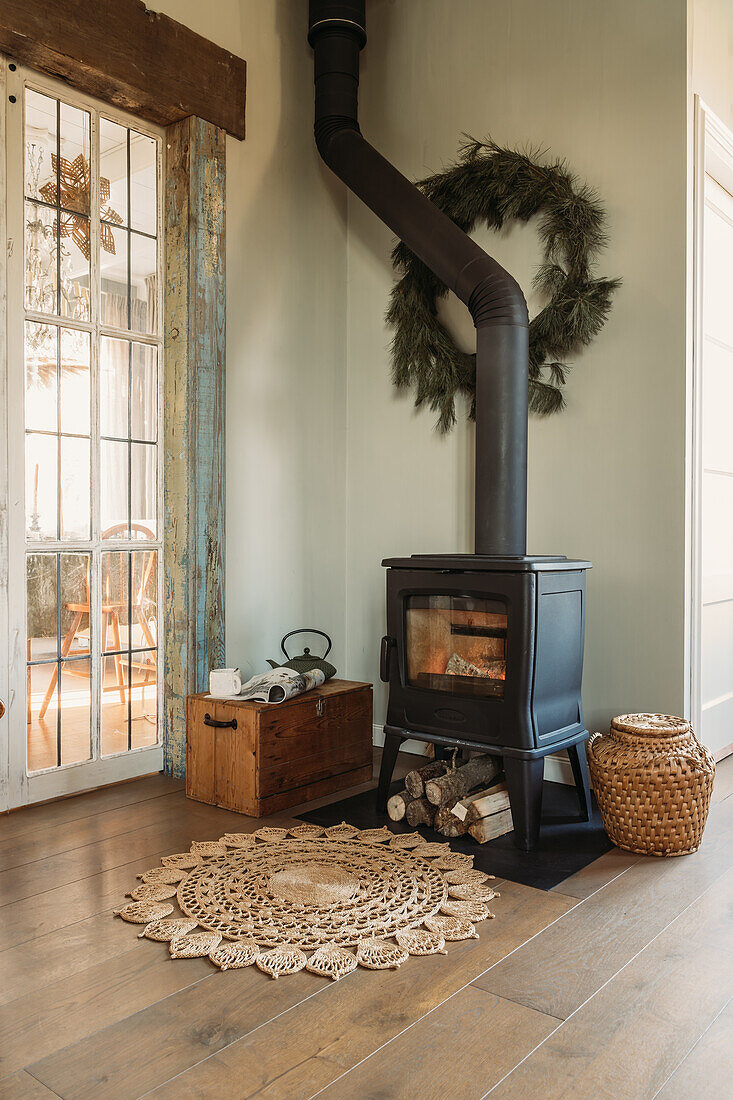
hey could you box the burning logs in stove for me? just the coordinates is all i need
[445,653,506,680]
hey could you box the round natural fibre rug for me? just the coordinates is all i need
[114,823,500,981]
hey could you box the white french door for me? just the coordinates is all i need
[1,62,164,808]
[692,98,733,761]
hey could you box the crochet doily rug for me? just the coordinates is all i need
[114,823,500,980]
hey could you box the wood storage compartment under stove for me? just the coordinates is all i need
[186,680,373,817]
[379,557,592,850]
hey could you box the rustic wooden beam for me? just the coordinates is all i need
[163,117,226,777]
[0,0,245,139]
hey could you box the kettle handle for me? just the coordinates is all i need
[281,628,332,660]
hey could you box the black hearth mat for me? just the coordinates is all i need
[298,780,612,892]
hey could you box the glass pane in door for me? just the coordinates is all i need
[25,89,57,203]
[26,552,91,771]
[129,130,157,235]
[405,594,508,698]
[100,550,158,756]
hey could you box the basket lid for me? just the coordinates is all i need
[611,713,690,738]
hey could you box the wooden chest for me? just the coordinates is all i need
[186,680,373,817]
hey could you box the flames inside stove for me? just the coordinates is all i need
[405,594,507,699]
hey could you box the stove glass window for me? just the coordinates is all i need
[405,594,507,698]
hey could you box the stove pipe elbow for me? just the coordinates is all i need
[308,0,529,556]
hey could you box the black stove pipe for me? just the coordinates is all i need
[308,0,529,557]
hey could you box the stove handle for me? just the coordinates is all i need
[380,635,396,682]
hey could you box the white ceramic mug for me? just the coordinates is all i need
[209,667,242,697]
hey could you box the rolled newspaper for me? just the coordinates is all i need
[208,667,325,704]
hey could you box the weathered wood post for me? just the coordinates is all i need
[163,117,226,777]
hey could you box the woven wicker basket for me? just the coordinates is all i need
[587,713,715,857]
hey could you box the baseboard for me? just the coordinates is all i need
[542,753,575,785]
[372,725,575,786]
[373,726,428,760]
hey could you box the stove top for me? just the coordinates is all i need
[381,554,592,572]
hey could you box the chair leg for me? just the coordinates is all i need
[136,606,156,649]
[135,608,156,684]
[568,742,592,822]
[377,729,404,812]
[39,611,83,720]
[38,663,59,722]
[504,756,545,852]
[110,612,127,705]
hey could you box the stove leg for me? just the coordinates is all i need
[568,743,592,821]
[504,756,544,851]
[377,730,404,812]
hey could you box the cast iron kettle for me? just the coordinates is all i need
[267,629,337,680]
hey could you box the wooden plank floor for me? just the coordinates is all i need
[0,755,730,1099]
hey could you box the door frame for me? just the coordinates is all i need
[689,95,733,760]
[0,59,227,810]
[2,61,165,806]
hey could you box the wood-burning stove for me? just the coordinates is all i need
[378,555,592,850]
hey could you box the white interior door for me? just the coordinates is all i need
[2,61,164,808]
[698,170,733,758]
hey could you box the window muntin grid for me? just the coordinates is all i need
[20,80,163,773]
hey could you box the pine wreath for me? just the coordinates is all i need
[386,139,621,431]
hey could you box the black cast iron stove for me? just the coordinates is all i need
[308,0,592,849]
[378,555,592,850]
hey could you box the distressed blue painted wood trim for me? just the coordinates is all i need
[163,117,226,778]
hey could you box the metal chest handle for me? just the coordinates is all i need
[204,713,238,730]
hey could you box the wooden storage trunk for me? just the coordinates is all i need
[186,679,373,816]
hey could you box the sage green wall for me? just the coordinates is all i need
[345,0,689,734]
[159,0,349,681]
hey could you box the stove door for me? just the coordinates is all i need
[385,569,536,751]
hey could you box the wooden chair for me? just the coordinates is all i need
[38,523,157,719]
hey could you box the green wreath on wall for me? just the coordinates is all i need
[386,139,621,432]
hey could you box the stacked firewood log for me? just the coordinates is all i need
[387,753,514,843]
